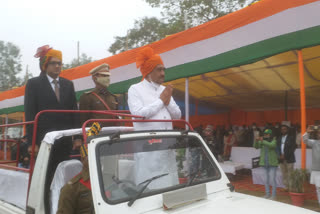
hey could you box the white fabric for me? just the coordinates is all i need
[127,79,181,130]
[316,186,320,204]
[252,167,285,188]
[253,130,260,140]
[281,135,287,154]
[218,147,260,175]
[292,148,312,170]
[128,80,181,189]
[302,133,320,171]
[43,126,134,145]
[296,132,302,147]
[226,147,311,170]
[118,160,136,183]
[0,168,29,209]
[229,147,261,169]
[219,162,244,175]
[134,150,179,189]
[50,159,83,214]
[310,171,320,187]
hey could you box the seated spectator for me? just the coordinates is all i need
[70,135,83,160]
[252,123,261,141]
[10,141,17,161]
[194,124,203,136]
[11,135,28,161]
[236,125,247,147]
[223,129,236,160]
[202,125,217,157]
[18,145,39,169]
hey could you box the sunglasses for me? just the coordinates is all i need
[48,61,63,66]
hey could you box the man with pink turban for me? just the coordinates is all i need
[24,45,78,146]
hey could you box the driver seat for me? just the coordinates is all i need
[50,159,83,214]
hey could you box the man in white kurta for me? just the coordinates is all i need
[128,47,181,189]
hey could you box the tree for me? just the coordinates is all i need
[63,53,93,70]
[145,0,258,27]
[108,0,258,54]
[21,66,34,86]
[0,41,23,91]
[108,17,183,55]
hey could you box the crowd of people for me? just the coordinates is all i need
[196,120,320,201]
[1,134,83,169]
[194,121,318,161]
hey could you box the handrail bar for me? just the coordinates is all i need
[81,118,193,142]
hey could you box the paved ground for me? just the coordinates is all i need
[230,172,320,212]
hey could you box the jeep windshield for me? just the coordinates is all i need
[95,131,221,205]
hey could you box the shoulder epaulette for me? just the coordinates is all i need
[84,89,95,94]
[67,173,82,185]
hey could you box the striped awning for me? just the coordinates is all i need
[0,0,320,114]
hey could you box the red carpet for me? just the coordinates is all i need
[231,173,317,201]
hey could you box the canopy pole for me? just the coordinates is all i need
[298,50,306,169]
[184,12,190,129]
[185,78,190,129]
[23,112,26,136]
[4,114,8,161]
[284,91,288,120]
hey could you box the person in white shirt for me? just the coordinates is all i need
[128,47,181,189]
[303,126,320,205]
[128,48,181,130]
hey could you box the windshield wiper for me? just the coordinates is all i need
[127,173,169,207]
[185,169,202,187]
[112,175,138,196]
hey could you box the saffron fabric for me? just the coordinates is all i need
[136,47,164,79]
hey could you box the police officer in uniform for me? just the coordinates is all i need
[57,144,93,214]
[57,123,101,214]
[79,63,118,126]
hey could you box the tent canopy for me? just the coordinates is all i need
[168,46,320,111]
[0,0,320,116]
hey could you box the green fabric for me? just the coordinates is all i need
[254,139,279,167]
[264,129,272,134]
[108,25,320,94]
[1,26,320,114]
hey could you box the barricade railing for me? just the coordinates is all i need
[0,109,139,202]
[81,118,194,142]
[0,109,192,204]
[0,139,21,167]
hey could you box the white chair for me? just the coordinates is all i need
[50,159,83,214]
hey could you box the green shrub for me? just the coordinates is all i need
[288,169,308,193]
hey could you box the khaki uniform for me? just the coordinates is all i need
[57,168,94,214]
[79,88,118,126]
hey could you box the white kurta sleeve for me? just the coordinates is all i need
[128,86,164,119]
[166,97,181,119]
[303,132,316,147]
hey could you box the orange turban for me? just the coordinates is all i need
[136,47,164,79]
[34,45,62,72]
